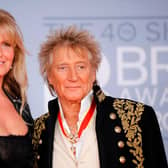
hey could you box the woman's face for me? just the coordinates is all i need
[0,33,15,78]
[48,46,96,103]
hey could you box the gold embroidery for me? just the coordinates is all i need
[32,112,49,150]
[32,112,50,168]
[113,99,144,168]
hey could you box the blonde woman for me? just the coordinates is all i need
[0,9,33,168]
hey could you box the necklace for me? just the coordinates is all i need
[58,99,96,157]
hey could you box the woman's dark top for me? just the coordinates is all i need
[0,91,34,168]
[0,132,33,168]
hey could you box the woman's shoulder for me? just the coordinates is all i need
[4,90,34,126]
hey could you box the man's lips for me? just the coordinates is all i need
[66,86,81,89]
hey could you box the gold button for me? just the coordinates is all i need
[119,156,126,164]
[109,113,116,120]
[118,141,125,148]
[39,139,42,144]
[37,155,40,160]
[114,126,121,133]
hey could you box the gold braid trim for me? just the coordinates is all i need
[113,99,144,168]
[32,113,50,168]
[32,112,50,150]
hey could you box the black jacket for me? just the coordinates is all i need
[33,85,168,168]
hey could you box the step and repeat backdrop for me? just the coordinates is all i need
[1,0,168,158]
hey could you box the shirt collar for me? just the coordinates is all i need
[58,91,93,130]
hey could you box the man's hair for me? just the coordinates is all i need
[39,26,102,95]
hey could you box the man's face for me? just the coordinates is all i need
[48,47,96,103]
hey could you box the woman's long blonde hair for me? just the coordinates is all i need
[0,9,28,113]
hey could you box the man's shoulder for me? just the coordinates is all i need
[105,95,152,110]
[33,112,50,138]
[34,112,50,124]
[101,95,155,122]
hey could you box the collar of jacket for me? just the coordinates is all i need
[93,83,106,104]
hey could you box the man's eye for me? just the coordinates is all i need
[57,66,67,71]
[78,65,85,69]
[59,67,65,69]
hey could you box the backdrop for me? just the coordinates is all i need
[1,0,168,159]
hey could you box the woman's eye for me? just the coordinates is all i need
[1,42,12,48]
[4,42,11,46]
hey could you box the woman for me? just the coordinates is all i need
[0,9,33,168]
[33,26,167,168]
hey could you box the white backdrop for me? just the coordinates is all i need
[1,0,168,159]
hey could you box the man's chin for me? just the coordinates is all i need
[65,95,83,102]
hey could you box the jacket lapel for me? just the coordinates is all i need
[47,99,59,168]
[96,103,108,168]
[93,84,108,168]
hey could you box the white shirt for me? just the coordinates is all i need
[52,92,100,168]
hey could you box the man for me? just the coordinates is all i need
[33,26,167,168]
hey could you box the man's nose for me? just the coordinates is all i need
[68,67,78,81]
